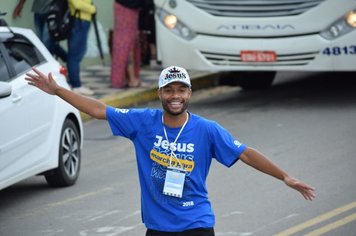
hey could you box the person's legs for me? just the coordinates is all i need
[67,18,90,89]
[133,29,141,81]
[34,13,67,62]
[145,7,159,68]
[127,30,143,87]
[146,228,215,236]
[126,49,137,87]
[111,2,128,88]
[183,227,215,236]
[33,13,46,42]
[148,42,159,68]
[43,25,68,62]
[146,229,172,236]
[111,2,139,88]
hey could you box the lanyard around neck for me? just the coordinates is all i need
[162,112,189,166]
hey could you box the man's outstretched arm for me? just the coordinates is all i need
[240,147,316,201]
[25,67,107,120]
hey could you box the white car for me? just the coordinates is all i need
[0,25,83,190]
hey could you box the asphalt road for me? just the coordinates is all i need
[0,72,355,236]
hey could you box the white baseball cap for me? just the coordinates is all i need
[158,66,191,89]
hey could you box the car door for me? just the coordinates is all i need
[0,40,33,177]
[0,32,54,187]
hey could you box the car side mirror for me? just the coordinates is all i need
[0,81,12,98]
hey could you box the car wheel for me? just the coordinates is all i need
[45,119,81,187]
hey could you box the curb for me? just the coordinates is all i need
[81,72,222,122]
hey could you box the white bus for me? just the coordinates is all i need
[154,0,356,89]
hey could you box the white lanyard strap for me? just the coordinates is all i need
[162,112,189,167]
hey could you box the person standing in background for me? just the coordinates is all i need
[139,0,160,69]
[67,0,96,96]
[12,0,67,62]
[111,0,147,88]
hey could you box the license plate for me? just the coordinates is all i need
[240,50,276,62]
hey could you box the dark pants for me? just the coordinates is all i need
[146,227,215,236]
[67,18,90,88]
[33,13,67,62]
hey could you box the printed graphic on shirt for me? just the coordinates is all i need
[151,135,195,183]
[234,140,242,148]
[150,149,194,172]
[151,135,195,172]
[114,108,129,113]
[154,135,194,153]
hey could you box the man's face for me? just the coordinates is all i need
[159,82,192,116]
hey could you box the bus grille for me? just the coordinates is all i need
[187,0,325,17]
[200,50,320,67]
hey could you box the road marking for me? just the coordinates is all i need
[304,213,356,236]
[275,201,356,236]
[87,209,122,222]
[79,223,143,236]
[47,187,113,207]
[18,187,114,218]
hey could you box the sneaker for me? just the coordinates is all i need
[72,86,94,96]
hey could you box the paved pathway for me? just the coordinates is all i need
[80,64,163,99]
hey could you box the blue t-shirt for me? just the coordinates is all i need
[106,106,247,232]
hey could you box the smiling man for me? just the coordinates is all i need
[26,65,315,236]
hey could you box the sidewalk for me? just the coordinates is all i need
[79,64,221,121]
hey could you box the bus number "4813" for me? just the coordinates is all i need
[322,46,356,56]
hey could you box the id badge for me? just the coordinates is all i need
[163,167,186,198]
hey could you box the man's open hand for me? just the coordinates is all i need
[25,67,60,95]
[284,176,316,201]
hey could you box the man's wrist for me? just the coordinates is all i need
[53,86,63,95]
[283,176,295,186]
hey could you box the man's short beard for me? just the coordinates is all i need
[162,101,189,116]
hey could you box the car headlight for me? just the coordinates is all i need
[320,10,356,40]
[157,8,196,41]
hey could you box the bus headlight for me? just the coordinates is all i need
[163,14,177,29]
[346,10,356,27]
[320,10,356,40]
[157,8,196,40]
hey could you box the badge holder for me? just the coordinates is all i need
[161,112,189,198]
[163,167,186,198]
